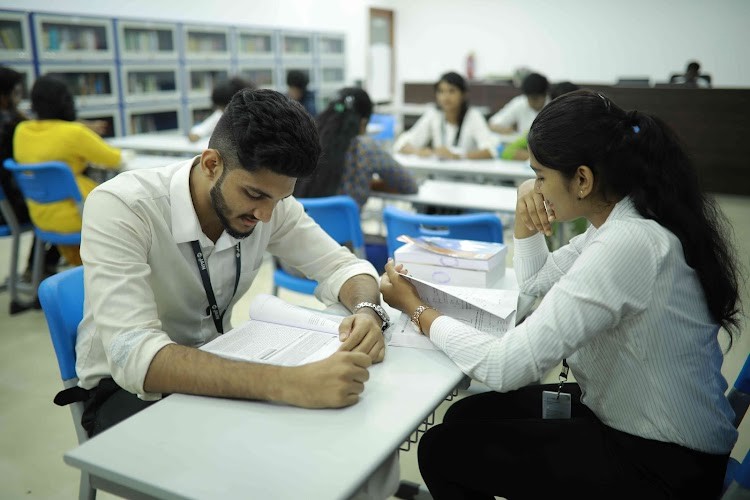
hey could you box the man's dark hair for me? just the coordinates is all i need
[209,88,321,178]
[211,77,254,108]
[0,65,22,97]
[31,75,76,121]
[521,73,549,96]
[687,61,701,73]
[286,70,309,90]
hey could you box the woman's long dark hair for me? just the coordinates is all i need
[434,71,468,146]
[528,89,741,341]
[293,87,372,198]
[31,75,76,121]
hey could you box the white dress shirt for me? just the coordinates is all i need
[430,197,737,454]
[76,158,378,399]
[393,106,499,157]
[488,94,547,133]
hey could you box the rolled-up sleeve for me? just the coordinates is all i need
[80,189,175,398]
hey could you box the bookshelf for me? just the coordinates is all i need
[2,9,347,137]
[0,11,31,60]
[118,20,177,61]
[34,14,114,61]
[184,25,230,60]
[40,65,118,107]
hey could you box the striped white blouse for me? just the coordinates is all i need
[430,197,737,454]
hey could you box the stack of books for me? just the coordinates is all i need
[394,235,507,288]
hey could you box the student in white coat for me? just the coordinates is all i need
[393,71,498,160]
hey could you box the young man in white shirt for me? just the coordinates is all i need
[74,89,389,437]
[489,72,550,134]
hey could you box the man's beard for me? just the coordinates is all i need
[209,172,256,240]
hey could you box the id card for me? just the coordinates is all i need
[542,390,571,419]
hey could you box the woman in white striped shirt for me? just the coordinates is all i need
[381,90,742,499]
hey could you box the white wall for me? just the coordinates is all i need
[394,0,750,89]
[6,0,748,97]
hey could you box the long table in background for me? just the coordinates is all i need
[108,133,207,156]
[374,179,517,214]
[394,154,534,185]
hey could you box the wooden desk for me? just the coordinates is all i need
[394,154,534,185]
[109,133,207,156]
[374,179,517,214]
[64,346,464,499]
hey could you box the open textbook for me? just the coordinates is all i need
[389,275,519,350]
[201,294,344,366]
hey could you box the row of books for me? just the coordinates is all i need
[239,34,272,53]
[122,29,174,53]
[186,34,227,52]
[43,24,106,51]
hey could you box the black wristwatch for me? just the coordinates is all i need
[353,302,391,332]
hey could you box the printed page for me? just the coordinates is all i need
[404,275,518,336]
[248,294,342,334]
[387,314,437,350]
[405,275,518,319]
[202,320,340,366]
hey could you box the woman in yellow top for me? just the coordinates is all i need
[13,75,122,266]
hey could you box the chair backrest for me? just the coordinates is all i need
[368,113,396,141]
[722,354,750,497]
[300,195,365,256]
[3,159,83,207]
[383,205,504,257]
[37,266,85,382]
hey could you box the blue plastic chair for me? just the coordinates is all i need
[37,266,95,500]
[368,113,396,142]
[3,159,83,298]
[273,195,365,296]
[382,205,504,258]
[723,354,750,498]
[0,182,36,313]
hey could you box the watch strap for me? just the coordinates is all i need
[353,301,390,332]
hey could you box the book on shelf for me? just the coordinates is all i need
[201,294,345,366]
[388,274,519,350]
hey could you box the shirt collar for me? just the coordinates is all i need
[169,156,242,250]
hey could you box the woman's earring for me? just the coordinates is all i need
[578,190,583,200]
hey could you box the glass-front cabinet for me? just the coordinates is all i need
[35,14,114,60]
[126,106,181,134]
[121,65,180,103]
[184,25,230,60]
[0,11,32,60]
[238,65,275,90]
[236,29,275,60]
[186,65,230,99]
[118,20,177,60]
[40,65,118,107]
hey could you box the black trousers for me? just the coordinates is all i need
[418,384,728,500]
[81,378,160,437]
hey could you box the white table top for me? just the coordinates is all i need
[374,179,518,214]
[109,133,208,156]
[394,153,534,184]
[64,346,464,500]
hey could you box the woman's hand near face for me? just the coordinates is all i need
[514,178,553,238]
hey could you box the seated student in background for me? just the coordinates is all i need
[0,66,62,285]
[13,75,123,268]
[294,87,418,207]
[498,81,580,161]
[381,90,740,498]
[670,60,711,88]
[188,76,252,142]
[286,70,317,116]
[75,89,387,440]
[393,71,498,160]
[489,72,549,134]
